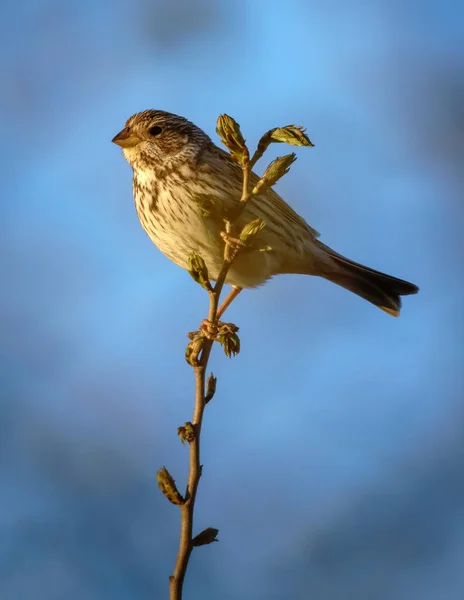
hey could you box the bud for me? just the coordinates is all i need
[216,114,250,165]
[178,422,196,444]
[185,335,206,366]
[157,467,185,505]
[250,125,314,167]
[252,154,297,195]
[192,527,219,546]
[217,323,240,358]
[205,373,217,404]
[270,125,314,147]
[188,253,212,291]
[221,332,240,358]
[239,218,266,244]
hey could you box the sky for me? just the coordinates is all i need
[2,0,464,598]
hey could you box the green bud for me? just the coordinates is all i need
[252,153,297,195]
[157,467,185,505]
[185,335,206,366]
[239,218,266,245]
[178,422,196,444]
[222,332,240,358]
[270,125,314,147]
[217,322,240,358]
[216,114,250,165]
[250,125,314,167]
[192,527,219,547]
[188,253,212,291]
[205,373,217,404]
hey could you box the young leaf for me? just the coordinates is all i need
[216,114,250,165]
[270,125,314,147]
[250,125,314,167]
[188,253,212,291]
[239,218,266,244]
[252,154,297,195]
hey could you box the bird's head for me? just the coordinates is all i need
[112,110,211,170]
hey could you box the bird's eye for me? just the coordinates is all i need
[148,125,163,136]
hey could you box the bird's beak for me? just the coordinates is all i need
[111,128,141,148]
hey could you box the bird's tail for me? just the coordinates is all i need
[319,245,419,316]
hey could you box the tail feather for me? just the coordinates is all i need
[320,247,419,317]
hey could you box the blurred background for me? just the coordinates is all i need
[2,0,464,598]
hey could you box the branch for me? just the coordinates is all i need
[169,116,252,600]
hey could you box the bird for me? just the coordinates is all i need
[112,109,418,317]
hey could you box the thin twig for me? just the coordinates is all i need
[169,158,252,600]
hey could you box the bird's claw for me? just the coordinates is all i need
[200,319,239,342]
[220,231,246,249]
[200,319,219,340]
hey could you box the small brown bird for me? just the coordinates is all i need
[112,110,418,316]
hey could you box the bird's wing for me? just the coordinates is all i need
[251,172,321,239]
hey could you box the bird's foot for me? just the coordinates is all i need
[199,319,239,342]
[220,231,246,250]
[200,319,219,341]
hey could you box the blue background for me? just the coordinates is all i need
[2,1,464,598]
